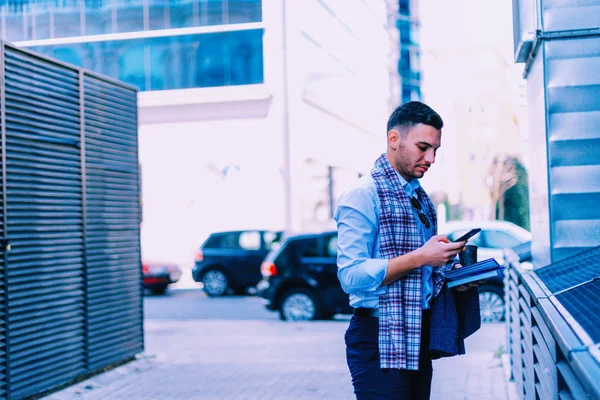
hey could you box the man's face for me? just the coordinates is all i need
[388,123,441,181]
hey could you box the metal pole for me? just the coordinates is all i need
[79,70,89,371]
[0,41,12,399]
[281,0,292,231]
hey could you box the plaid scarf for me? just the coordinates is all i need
[371,153,445,370]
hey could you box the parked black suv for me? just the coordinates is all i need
[257,231,351,320]
[193,230,283,296]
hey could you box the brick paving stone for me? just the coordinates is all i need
[45,320,511,400]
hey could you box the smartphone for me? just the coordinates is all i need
[452,228,481,243]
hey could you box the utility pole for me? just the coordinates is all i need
[281,0,292,231]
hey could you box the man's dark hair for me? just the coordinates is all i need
[386,101,443,134]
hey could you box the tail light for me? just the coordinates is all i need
[142,263,149,274]
[261,262,277,277]
[195,249,204,262]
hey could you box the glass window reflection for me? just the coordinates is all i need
[116,0,145,33]
[52,47,82,66]
[168,0,197,29]
[27,29,264,91]
[202,0,224,26]
[53,0,83,39]
[120,44,148,90]
[148,0,167,31]
[195,34,227,87]
[31,4,52,40]
[228,0,261,24]
[1,0,262,42]
[84,0,114,35]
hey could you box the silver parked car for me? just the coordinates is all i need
[442,220,532,323]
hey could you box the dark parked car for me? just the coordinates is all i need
[193,230,283,296]
[143,261,182,295]
[257,231,351,321]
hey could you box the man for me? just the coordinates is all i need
[334,101,478,399]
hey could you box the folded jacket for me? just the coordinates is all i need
[428,285,481,359]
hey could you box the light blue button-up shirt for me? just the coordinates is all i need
[334,172,434,309]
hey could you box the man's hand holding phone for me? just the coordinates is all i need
[384,234,466,285]
[416,234,466,267]
[451,228,481,244]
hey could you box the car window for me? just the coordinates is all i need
[326,235,338,257]
[448,229,484,247]
[272,240,294,266]
[204,235,220,248]
[483,230,522,249]
[263,231,282,251]
[204,232,245,250]
[299,238,321,258]
[204,233,240,249]
[239,231,261,251]
[297,235,337,258]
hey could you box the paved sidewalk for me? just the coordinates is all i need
[45,320,512,400]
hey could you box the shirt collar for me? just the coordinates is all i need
[394,170,421,195]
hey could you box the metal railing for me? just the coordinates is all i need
[505,247,600,400]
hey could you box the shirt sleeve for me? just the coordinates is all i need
[334,187,389,295]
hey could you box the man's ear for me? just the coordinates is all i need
[388,129,401,150]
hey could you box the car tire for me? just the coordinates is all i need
[319,312,335,320]
[478,284,505,323]
[202,269,229,297]
[279,288,321,321]
[151,286,168,295]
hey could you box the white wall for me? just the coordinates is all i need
[138,111,285,267]
[137,0,394,265]
[138,1,291,267]
[284,0,392,231]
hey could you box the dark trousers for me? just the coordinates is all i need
[345,311,432,400]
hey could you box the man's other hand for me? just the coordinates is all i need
[452,263,486,292]
[416,235,466,267]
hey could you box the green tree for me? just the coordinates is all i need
[501,158,530,230]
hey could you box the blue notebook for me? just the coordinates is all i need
[445,258,503,288]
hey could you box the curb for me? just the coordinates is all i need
[169,286,204,292]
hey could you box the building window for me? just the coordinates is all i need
[398,47,421,83]
[399,48,411,76]
[0,0,263,42]
[116,0,146,33]
[399,0,410,16]
[402,86,412,103]
[398,19,411,45]
[52,47,82,66]
[396,18,419,46]
[402,84,420,103]
[28,29,264,91]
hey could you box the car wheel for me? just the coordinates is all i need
[202,269,229,297]
[479,285,505,323]
[151,286,168,295]
[319,312,335,320]
[279,288,320,321]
